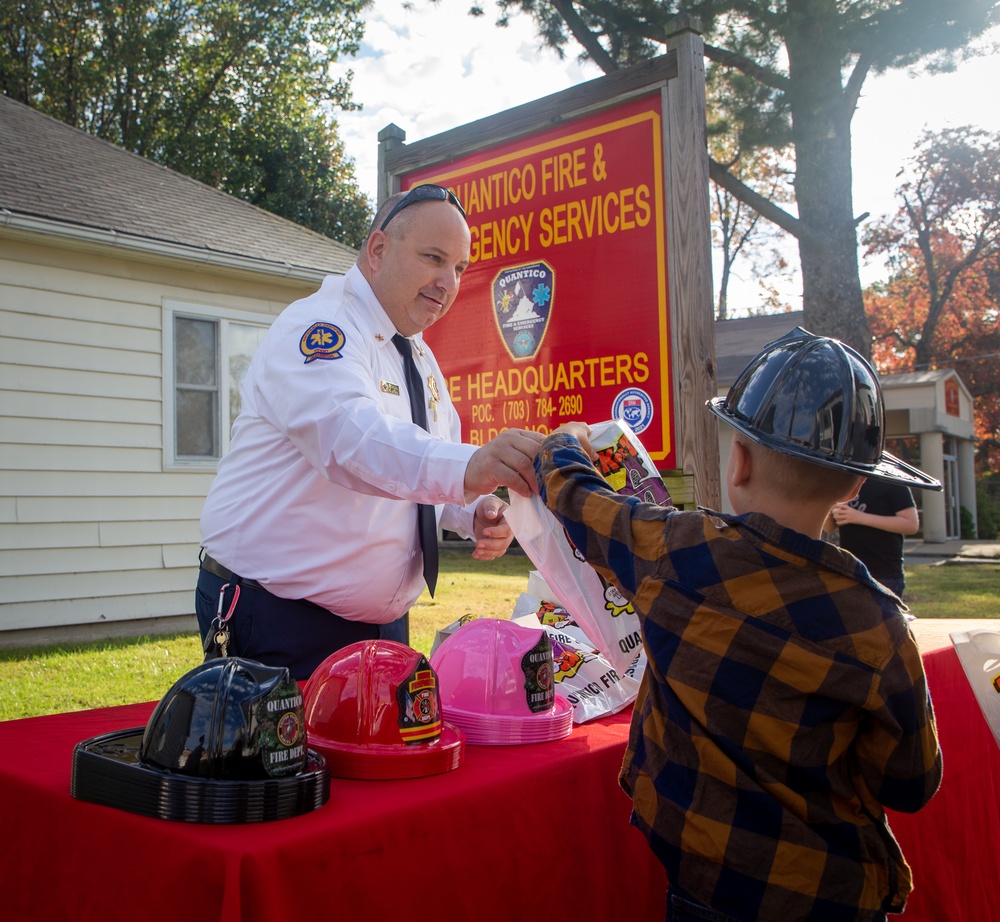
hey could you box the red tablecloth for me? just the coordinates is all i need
[0,640,995,922]
[0,704,666,922]
[885,643,1000,921]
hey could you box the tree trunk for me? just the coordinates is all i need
[717,260,730,320]
[785,0,872,360]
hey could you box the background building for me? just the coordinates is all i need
[714,313,977,542]
[1,95,356,647]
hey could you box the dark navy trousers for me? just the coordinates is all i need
[195,566,407,682]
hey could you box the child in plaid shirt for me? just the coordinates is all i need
[534,329,942,922]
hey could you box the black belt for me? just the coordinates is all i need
[200,552,265,591]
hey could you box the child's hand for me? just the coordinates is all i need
[554,422,597,460]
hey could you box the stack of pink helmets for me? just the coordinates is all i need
[430,619,573,745]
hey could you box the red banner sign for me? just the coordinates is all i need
[944,377,960,417]
[405,93,675,466]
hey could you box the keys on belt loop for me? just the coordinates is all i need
[204,582,240,659]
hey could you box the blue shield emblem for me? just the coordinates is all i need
[492,261,554,361]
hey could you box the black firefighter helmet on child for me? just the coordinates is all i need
[706,327,940,490]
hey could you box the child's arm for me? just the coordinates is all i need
[550,421,596,460]
[854,632,943,813]
[533,429,670,599]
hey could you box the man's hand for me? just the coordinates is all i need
[465,428,546,499]
[471,495,514,561]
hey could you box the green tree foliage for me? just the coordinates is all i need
[473,0,1000,357]
[0,0,373,247]
[863,126,1000,471]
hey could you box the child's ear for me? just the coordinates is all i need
[729,438,753,488]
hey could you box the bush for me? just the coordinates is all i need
[961,505,976,539]
[976,476,1000,539]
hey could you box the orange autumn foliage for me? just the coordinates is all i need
[863,127,1000,473]
[864,236,1000,471]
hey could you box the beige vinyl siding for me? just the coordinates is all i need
[0,237,319,637]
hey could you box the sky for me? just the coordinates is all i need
[329,0,1000,311]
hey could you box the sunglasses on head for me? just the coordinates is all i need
[379,184,467,231]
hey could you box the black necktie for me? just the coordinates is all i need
[392,334,439,597]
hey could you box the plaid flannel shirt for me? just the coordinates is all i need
[537,433,942,922]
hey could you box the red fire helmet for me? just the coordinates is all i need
[303,640,464,779]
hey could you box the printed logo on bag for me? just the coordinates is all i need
[258,682,307,777]
[300,322,346,363]
[396,657,442,744]
[520,634,555,713]
[536,601,576,630]
[553,645,597,682]
[602,582,634,618]
[492,261,554,361]
[611,388,654,434]
[595,429,671,504]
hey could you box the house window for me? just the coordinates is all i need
[174,316,219,457]
[164,302,270,468]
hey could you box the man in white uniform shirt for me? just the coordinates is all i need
[197,185,545,679]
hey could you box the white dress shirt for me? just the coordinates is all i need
[200,265,480,623]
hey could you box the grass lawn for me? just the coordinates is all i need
[902,560,1000,618]
[0,551,995,722]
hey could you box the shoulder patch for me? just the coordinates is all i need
[300,322,346,363]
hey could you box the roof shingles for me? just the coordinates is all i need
[0,94,357,276]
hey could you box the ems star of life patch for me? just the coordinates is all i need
[300,322,346,363]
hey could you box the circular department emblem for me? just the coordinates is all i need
[513,331,536,356]
[612,387,654,433]
[412,688,436,724]
[277,711,302,747]
[300,322,346,363]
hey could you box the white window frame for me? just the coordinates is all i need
[163,300,272,470]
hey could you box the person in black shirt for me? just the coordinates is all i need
[829,479,919,596]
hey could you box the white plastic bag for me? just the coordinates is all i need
[507,419,669,675]
[515,591,643,723]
